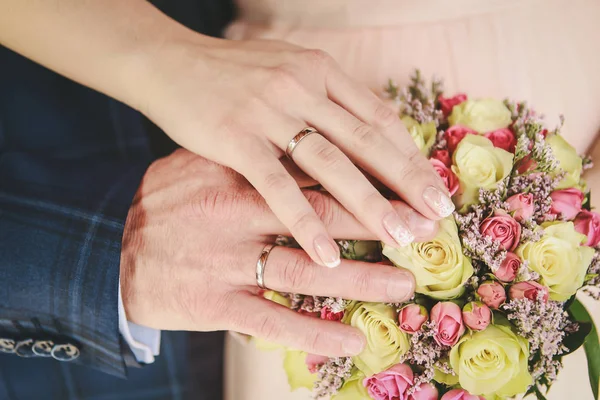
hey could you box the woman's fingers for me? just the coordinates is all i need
[235,143,341,268]
[302,98,454,221]
[229,292,366,357]
[252,246,416,303]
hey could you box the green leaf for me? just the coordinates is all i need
[584,191,592,211]
[569,299,600,400]
[561,321,592,355]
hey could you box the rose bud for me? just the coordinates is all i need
[505,193,535,222]
[462,302,492,331]
[441,388,486,400]
[431,158,460,195]
[550,188,584,220]
[516,155,537,174]
[398,304,428,334]
[477,281,506,309]
[480,210,522,251]
[509,281,549,302]
[304,353,329,374]
[411,383,439,400]
[495,252,521,282]
[431,149,452,167]
[439,93,467,116]
[320,306,344,321]
[485,128,517,153]
[431,302,465,347]
[445,125,477,153]
[574,210,600,247]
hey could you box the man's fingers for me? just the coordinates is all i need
[229,293,365,357]
[255,246,416,303]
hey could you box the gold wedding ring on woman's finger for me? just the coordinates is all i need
[286,127,320,160]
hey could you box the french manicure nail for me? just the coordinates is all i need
[383,212,415,247]
[314,235,341,268]
[342,334,365,355]
[423,186,455,217]
[386,271,416,302]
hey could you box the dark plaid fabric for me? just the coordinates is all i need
[0,0,233,398]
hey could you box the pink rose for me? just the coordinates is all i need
[509,281,549,303]
[477,281,507,309]
[462,301,492,331]
[495,252,521,282]
[431,159,460,196]
[431,149,452,167]
[445,125,477,153]
[438,93,467,116]
[441,388,486,400]
[485,128,517,152]
[550,188,584,220]
[398,304,428,334]
[430,302,465,347]
[480,211,522,251]
[574,210,600,247]
[505,193,535,222]
[305,353,329,374]
[517,155,538,174]
[320,307,344,321]
[363,363,413,400]
[410,383,438,400]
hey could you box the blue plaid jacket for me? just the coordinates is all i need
[0,1,232,398]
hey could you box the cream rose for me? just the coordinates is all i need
[547,134,583,189]
[448,99,512,133]
[449,321,532,398]
[343,302,410,376]
[516,221,594,301]
[383,218,474,299]
[402,116,437,155]
[451,135,514,209]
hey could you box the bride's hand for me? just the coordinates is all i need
[138,37,453,268]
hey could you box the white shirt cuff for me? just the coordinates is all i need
[118,283,161,364]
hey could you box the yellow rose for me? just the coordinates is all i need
[383,218,474,300]
[331,370,370,400]
[402,116,437,155]
[449,322,532,398]
[342,302,409,376]
[433,366,459,386]
[547,134,583,189]
[448,99,512,133]
[516,221,594,301]
[451,135,514,209]
[282,350,317,391]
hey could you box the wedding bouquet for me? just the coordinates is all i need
[260,72,600,400]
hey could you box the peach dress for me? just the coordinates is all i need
[223,1,600,399]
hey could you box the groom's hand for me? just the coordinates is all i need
[120,149,437,356]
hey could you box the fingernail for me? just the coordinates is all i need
[423,186,455,217]
[386,271,416,302]
[314,236,341,268]
[342,334,365,355]
[383,212,415,247]
[406,209,437,237]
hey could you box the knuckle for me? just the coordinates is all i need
[395,151,423,180]
[353,270,374,297]
[304,191,337,227]
[302,329,325,353]
[255,313,282,341]
[290,210,319,234]
[267,67,303,95]
[281,256,314,290]
[351,123,381,148]
[190,189,240,220]
[373,103,399,128]
[360,191,385,214]
[262,171,294,192]
[313,142,346,171]
[300,49,333,68]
